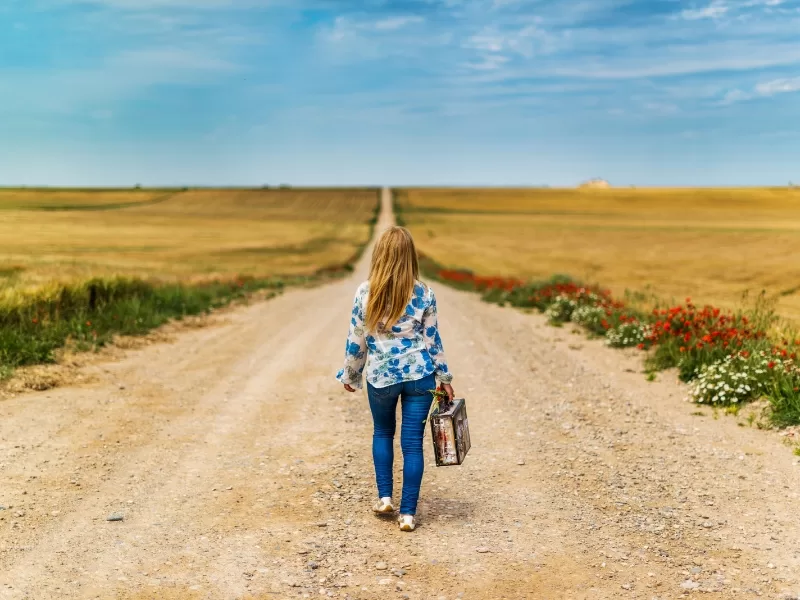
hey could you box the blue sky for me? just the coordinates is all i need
[1,0,799,186]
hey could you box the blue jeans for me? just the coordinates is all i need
[366,373,436,516]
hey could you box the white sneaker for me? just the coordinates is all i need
[398,514,416,532]
[373,497,394,514]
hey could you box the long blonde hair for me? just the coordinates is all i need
[365,226,420,333]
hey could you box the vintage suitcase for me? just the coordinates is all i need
[429,398,471,466]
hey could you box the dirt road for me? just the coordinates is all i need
[2,189,800,600]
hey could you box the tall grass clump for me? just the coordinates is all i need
[0,276,285,378]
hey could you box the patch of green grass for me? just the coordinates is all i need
[0,266,24,279]
[0,364,13,382]
[0,276,290,376]
[763,382,800,428]
[724,404,741,416]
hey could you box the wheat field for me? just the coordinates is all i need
[0,188,378,302]
[396,187,800,320]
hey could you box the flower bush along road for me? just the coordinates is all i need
[422,255,800,428]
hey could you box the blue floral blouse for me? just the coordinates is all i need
[336,281,453,390]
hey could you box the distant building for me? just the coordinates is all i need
[579,178,611,189]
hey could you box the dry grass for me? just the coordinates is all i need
[396,187,800,320]
[0,188,378,302]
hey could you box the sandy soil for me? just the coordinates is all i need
[2,189,800,600]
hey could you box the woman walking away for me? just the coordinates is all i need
[336,226,455,532]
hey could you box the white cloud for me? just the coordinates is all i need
[464,21,557,62]
[755,76,800,96]
[467,30,505,53]
[743,0,784,6]
[643,101,679,115]
[317,14,448,65]
[542,41,800,79]
[46,0,272,8]
[373,16,424,31]
[510,23,558,58]
[325,16,351,42]
[681,1,729,20]
[680,0,785,19]
[466,54,510,70]
[112,48,240,72]
[324,14,424,41]
[720,76,800,104]
[720,88,751,104]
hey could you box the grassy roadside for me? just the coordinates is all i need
[0,276,281,380]
[428,256,800,428]
[0,191,381,383]
[397,191,800,429]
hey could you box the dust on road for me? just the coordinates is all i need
[2,189,800,600]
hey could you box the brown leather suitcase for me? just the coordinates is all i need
[429,398,471,466]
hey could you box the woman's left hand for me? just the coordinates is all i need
[441,383,455,402]
[343,384,356,393]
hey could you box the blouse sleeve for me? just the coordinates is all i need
[336,285,368,389]
[422,288,453,384]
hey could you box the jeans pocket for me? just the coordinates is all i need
[369,383,397,403]
[412,374,437,396]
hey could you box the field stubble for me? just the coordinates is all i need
[395,187,800,321]
[0,187,379,382]
[1,188,378,295]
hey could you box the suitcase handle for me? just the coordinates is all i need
[434,384,453,411]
